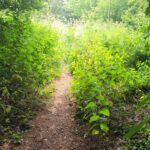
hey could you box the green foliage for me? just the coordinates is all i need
[122,0,150,28]
[0,0,43,12]
[64,22,150,148]
[59,0,129,21]
[54,0,150,149]
[0,1,60,143]
[50,0,73,20]
[64,0,97,18]
[51,0,150,26]
[125,116,150,139]
[92,0,128,21]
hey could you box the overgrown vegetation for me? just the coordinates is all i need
[59,0,150,149]
[0,0,150,149]
[0,0,60,144]
[64,22,150,149]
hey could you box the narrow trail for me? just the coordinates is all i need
[7,69,89,150]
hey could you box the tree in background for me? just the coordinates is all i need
[64,0,98,19]
[92,0,128,21]
[49,0,150,23]
[0,0,43,15]
[122,0,150,28]
[50,0,74,20]
[62,0,129,21]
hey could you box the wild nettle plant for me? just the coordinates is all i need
[65,22,150,148]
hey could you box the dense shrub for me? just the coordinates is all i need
[0,13,60,143]
[65,22,150,149]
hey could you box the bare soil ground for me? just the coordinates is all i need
[1,70,90,150]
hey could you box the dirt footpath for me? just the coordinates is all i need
[5,71,90,150]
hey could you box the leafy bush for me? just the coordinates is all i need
[0,13,60,143]
[65,22,150,149]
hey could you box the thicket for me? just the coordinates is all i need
[64,21,150,149]
[59,1,150,148]
[0,0,60,144]
[0,0,150,149]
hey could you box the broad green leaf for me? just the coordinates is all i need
[92,129,100,135]
[38,65,42,70]
[99,108,110,117]
[100,123,109,132]
[85,102,96,109]
[6,105,12,114]
[89,115,99,123]
[96,95,105,101]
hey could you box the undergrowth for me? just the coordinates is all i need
[0,13,61,144]
[64,22,150,149]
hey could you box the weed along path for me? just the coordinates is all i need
[10,69,89,150]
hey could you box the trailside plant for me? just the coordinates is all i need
[65,22,150,149]
[0,1,61,143]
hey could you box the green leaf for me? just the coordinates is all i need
[100,123,109,132]
[5,105,12,114]
[125,116,150,139]
[97,96,112,106]
[92,129,100,135]
[37,65,42,70]
[97,95,105,101]
[99,108,110,117]
[85,102,96,109]
[89,115,99,123]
